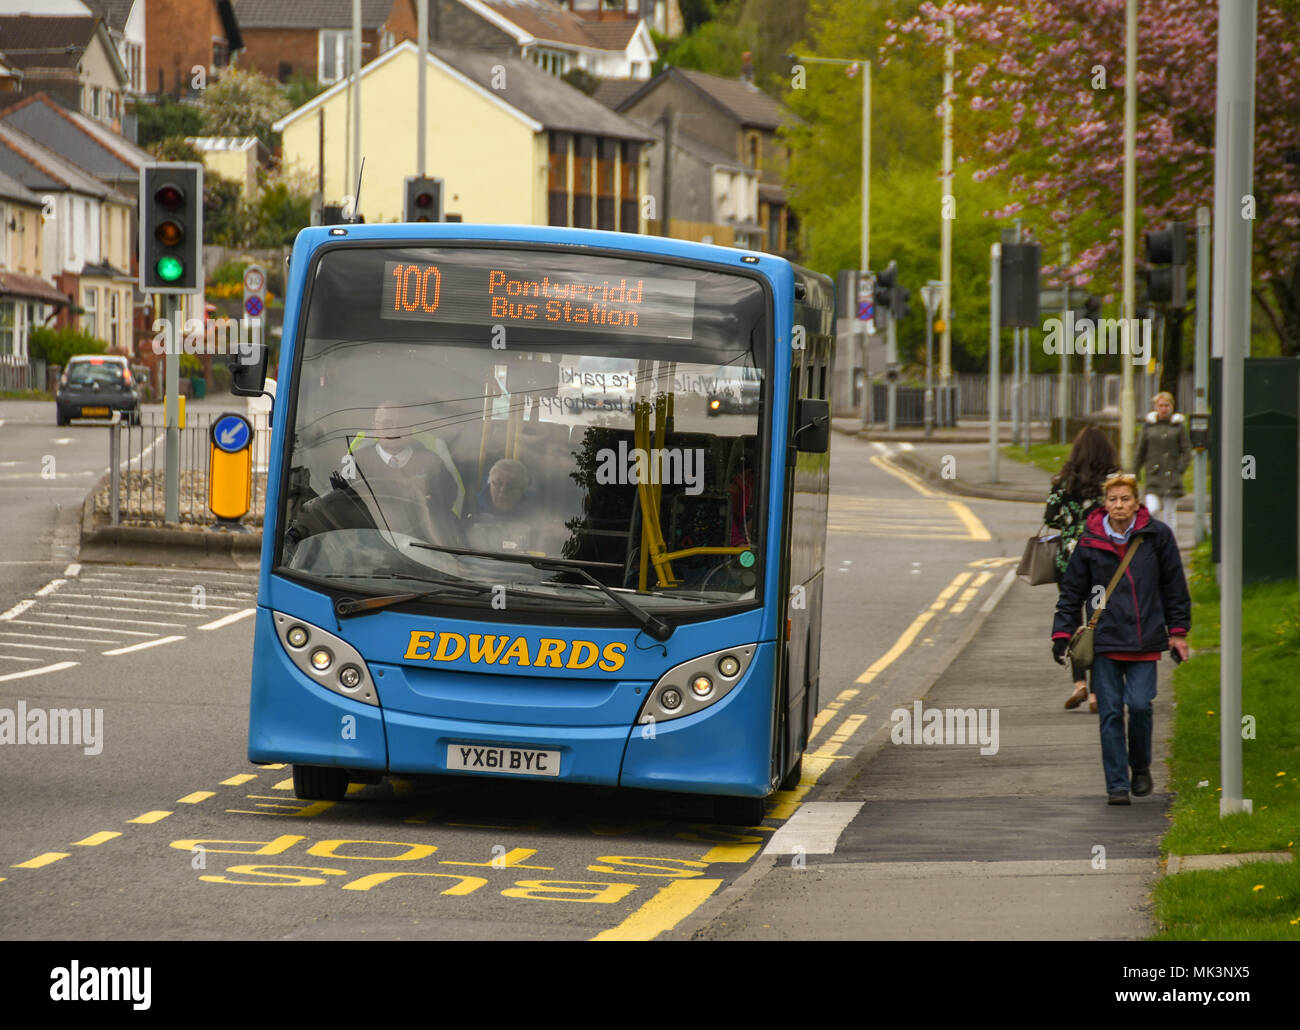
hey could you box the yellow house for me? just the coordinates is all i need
[274,41,652,230]
[186,136,269,196]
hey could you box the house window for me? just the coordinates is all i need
[320,30,353,84]
[91,87,102,119]
[213,39,230,67]
[573,136,593,229]
[0,302,14,357]
[596,139,616,231]
[548,133,570,227]
[82,288,98,338]
[619,141,640,232]
[629,61,640,78]
[109,291,119,349]
[747,133,760,170]
[381,30,395,53]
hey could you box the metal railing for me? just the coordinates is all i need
[101,409,271,528]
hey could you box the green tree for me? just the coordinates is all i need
[205,173,245,247]
[282,72,328,111]
[199,66,290,144]
[246,182,311,248]
[30,327,108,369]
[136,99,203,147]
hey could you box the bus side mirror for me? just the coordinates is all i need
[230,343,269,397]
[794,398,830,454]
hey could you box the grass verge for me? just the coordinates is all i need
[1001,442,1199,495]
[1150,540,1300,940]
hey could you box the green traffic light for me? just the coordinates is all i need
[156,255,184,283]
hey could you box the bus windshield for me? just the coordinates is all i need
[278,244,771,614]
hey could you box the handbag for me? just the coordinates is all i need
[1016,525,1061,586]
[1068,538,1142,671]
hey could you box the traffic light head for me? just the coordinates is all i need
[140,163,203,293]
[1144,222,1187,266]
[404,176,443,222]
[893,285,911,321]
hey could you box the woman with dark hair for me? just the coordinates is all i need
[1044,426,1118,711]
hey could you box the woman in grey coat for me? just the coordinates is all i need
[1134,391,1191,536]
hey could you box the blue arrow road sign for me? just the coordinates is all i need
[212,413,252,453]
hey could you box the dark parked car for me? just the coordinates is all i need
[56,355,140,425]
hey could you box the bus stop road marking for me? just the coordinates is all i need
[589,878,725,941]
[221,774,258,786]
[12,852,71,869]
[128,811,172,824]
[178,791,216,804]
[948,500,992,541]
[71,832,122,847]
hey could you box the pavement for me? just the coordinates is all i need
[65,413,1217,939]
[671,420,1203,940]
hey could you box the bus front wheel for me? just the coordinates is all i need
[293,764,348,801]
[714,795,767,827]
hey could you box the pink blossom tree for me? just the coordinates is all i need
[893,0,1300,356]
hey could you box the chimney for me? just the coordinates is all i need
[741,51,753,83]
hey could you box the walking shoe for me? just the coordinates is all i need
[1065,685,1088,709]
[1108,792,1131,805]
[1089,693,1097,713]
[1131,769,1153,797]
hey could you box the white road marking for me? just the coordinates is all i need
[0,630,114,645]
[198,608,256,630]
[63,563,81,577]
[24,611,185,628]
[0,661,79,682]
[6,618,156,637]
[763,802,865,856]
[0,640,85,652]
[0,599,35,621]
[102,636,186,656]
[35,579,65,597]
[0,654,43,663]
[45,601,204,620]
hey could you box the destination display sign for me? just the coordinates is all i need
[380,260,696,339]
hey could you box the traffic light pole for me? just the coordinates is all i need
[989,243,1001,483]
[164,293,179,524]
[886,312,897,432]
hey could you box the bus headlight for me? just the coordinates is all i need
[273,612,379,706]
[638,644,757,725]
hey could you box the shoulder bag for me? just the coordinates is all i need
[1016,524,1061,586]
[1068,538,1142,670]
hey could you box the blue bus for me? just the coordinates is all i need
[235,224,834,825]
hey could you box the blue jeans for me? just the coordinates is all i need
[1091,656,1157,794]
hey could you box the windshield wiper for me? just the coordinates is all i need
[330,573,493,617]
[408,542,673,641]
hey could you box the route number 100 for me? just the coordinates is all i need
[391,263,442,314]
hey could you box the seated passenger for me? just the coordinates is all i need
[351,401,461,543]
[465,458,547,553]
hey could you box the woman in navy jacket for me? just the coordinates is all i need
[1051,473,1191,804]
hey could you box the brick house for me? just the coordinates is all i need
[0,14,130,131]
[145,0,243,97]
[617,65,799,259]
[234,0,407,84]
